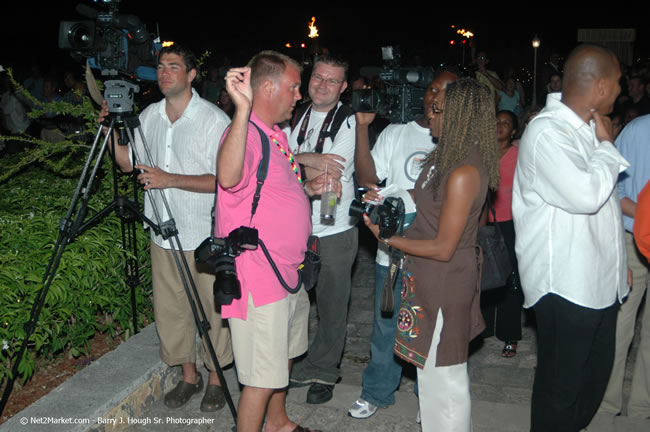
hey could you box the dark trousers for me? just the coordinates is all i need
[291,227,359,384]
[530,294,618,432]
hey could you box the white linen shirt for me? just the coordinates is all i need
[132,88,230,250]
[512,93,630,309]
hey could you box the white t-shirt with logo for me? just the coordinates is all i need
[371,120,435,266]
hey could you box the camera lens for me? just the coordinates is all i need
[349,199,371,218]
[213,256,242,306]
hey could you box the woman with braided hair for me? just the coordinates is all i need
[364,78,500,431]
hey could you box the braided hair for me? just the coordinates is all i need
[424,78,500,192]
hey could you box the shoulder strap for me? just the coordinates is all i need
[247,120,270,222]
[209,120,271,233]
[291,101,311,132]
[324,104,354,141]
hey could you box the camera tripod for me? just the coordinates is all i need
[0,107,238,427]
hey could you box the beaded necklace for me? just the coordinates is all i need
[271,136,303,183]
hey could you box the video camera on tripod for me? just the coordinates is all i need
[58,0,161,82]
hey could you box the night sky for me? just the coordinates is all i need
[4,3,649,81]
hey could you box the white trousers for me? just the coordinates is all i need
[417,309,472,432]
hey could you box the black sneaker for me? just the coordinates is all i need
[306,383,334,404]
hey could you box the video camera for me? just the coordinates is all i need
[58,0,161,81]
[352,46,433,124]
[195,227,259,307]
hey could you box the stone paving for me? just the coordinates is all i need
[123,228,648,432]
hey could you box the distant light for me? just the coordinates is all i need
[450,40,455,45]
[301,43,306,48]
[162,41,174,47]
[532,36,541,48]
[286,43,293,48]
[308,16,319,39]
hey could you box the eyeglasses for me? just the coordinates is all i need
[311,73,345,86]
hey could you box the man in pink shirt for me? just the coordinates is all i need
[217,50,333,432]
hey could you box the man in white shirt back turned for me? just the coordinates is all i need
[512,43,629,432]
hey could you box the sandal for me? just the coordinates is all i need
[164,372,203,408]
[502,341,517,358]
[291,426,321,432]
[200,384,226,412]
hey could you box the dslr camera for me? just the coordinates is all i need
[195,226,258,306]
[349,196,405,240]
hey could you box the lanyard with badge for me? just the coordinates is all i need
[296,105,338,154]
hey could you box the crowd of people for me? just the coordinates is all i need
[3,40,650,432]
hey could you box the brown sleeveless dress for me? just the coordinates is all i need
[394,147,488,368]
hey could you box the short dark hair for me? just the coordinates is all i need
[248,50,301,90]
[158,44,198,73]
[314,54,349,81]
[435,64,461,80]
[496,109,519,133]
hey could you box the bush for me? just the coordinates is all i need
[0,154,153,383]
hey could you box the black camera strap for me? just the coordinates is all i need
[291,102,354,169]
[381,198,406,315]
[247,121,270,225]
[295,105,337,153]
[210,120,270,236]
[209,120,302,293]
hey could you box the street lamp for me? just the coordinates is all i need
[532,36,541,108]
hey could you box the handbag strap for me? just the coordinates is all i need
[485,192,506,238]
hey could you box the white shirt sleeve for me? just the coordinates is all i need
[370,126,394,183]
[329,115,356,181]
[532,126,628,214]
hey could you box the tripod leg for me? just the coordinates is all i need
[0,121,114,417]
[123,122,238,423]
[166,237,238,421]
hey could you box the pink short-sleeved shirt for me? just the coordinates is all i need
[215,112,312,320]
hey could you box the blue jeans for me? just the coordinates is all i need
[360,263,404,407]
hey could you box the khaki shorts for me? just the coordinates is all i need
[151,242,233,370]
[229,288,309,388]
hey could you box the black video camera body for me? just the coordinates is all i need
[59,1,161,81]
[351,46,433,124]
[195,226,258,306]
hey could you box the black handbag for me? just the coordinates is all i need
[477,206,513,292]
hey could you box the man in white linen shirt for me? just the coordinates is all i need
[101,44,233,412]
[512,44,629,432]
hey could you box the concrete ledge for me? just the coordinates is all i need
[0,323,174,432]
